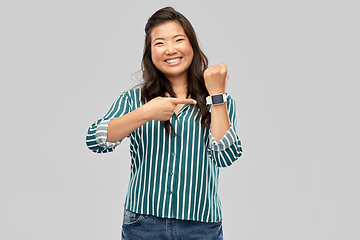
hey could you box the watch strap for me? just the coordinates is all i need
[206,94,227,105]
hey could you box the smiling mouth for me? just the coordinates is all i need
[165,57,182,64]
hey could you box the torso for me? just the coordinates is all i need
[174,104,184,114]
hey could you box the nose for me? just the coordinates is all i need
[165,43,177,55]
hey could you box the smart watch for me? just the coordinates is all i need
[206,94,227,105]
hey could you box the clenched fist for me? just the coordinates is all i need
[204,63,228,96]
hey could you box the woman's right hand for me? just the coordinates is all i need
[143,97,197,121]
[107,96,196,143]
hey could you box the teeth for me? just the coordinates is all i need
[166,58,181,63]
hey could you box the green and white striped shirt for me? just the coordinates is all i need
[86,88,242,222]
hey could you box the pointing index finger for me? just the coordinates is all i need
[170,98,197,105]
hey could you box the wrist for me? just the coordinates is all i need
[137,105,152,122]
[208,90,225,96]
[206,93,227,106]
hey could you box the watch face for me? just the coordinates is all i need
[211,94,224,105]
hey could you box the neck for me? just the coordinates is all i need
[167,75,188,98]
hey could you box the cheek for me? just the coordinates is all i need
[151,48,162,65]
[150,47,156,62]
[150,51,158,70]
[186,49,194,65]
[189,48,194,60]
[184,44,194,59]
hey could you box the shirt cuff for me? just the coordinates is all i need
[209,126,238,151]
[95,119,121,149]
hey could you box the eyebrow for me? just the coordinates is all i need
[152,34,186,43]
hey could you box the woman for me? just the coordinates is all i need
[86,6,242,240]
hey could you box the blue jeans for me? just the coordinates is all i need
[121,209,223,240]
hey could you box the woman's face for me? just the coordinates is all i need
[151,21,194,81]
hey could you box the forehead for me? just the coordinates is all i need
[151,21,186,40]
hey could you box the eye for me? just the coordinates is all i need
[154,42,163,46]
[176,38,185,42]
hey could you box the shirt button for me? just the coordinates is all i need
[170,172,173,176]
[172,153,176,157]
[169,190,172,194]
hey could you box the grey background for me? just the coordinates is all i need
[1,0,359,239]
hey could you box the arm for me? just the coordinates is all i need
[106,105,149,142]
[86,91,197,152]
[86,92,131,153]
[204,63,242,167]
[204,63,231,141]
[210,103,231,141]
[208,96,242,167]
[107,96,197,142]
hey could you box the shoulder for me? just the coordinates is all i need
[117,87,141,101]
[115,87,143,109]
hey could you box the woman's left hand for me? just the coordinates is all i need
[204,63,228,95]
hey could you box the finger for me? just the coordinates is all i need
[212,65,220,72]
[220,63,227,71]
[170,98,197,105]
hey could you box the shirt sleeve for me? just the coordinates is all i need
[207,94,243,167]
[86,91,132,153]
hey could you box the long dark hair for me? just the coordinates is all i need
[141,7,210,133]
